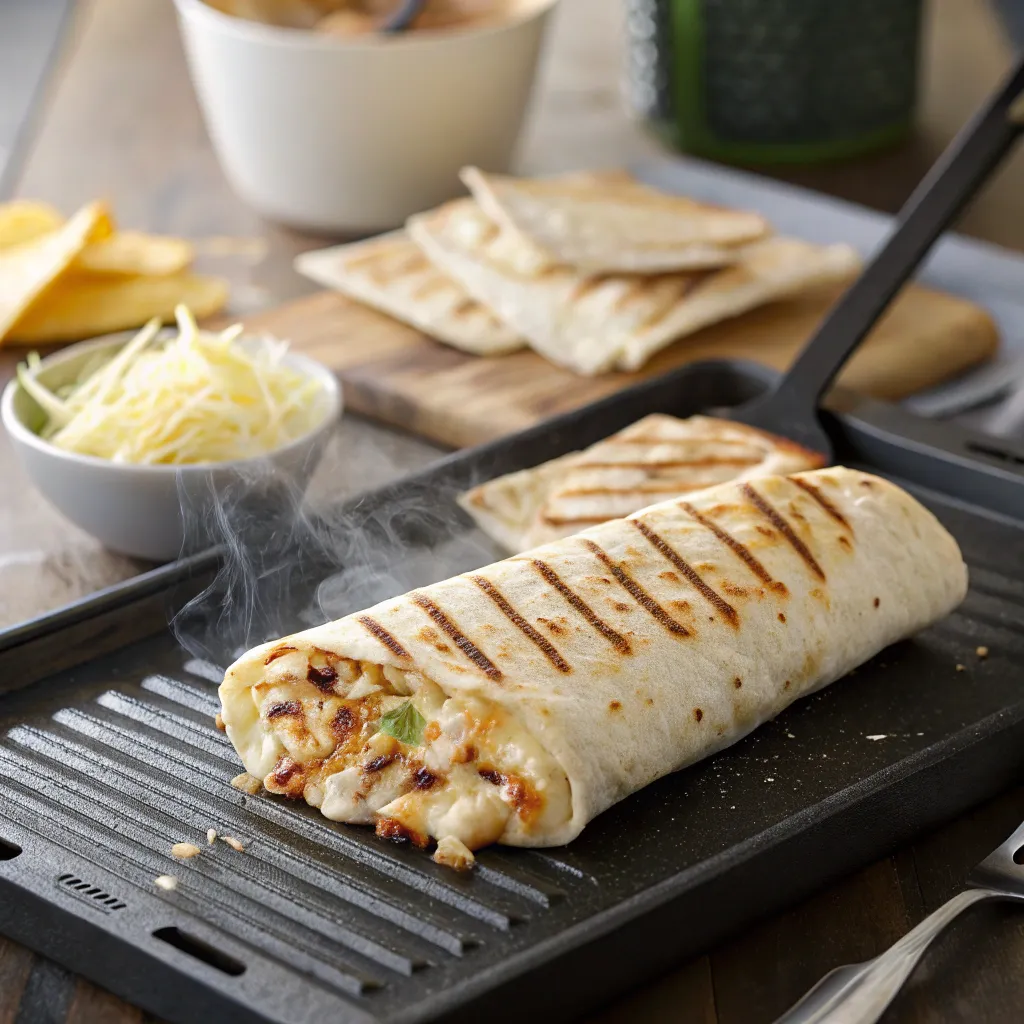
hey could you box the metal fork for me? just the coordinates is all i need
[774,819,1024,1024]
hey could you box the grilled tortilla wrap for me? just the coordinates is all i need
[407,198,861,375]
[220,467,967,857]
[295,231,523,356]
[459,414,825,552]
[461,166,771,273]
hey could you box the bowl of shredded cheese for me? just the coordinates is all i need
[2,306,342,560]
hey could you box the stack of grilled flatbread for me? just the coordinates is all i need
[296,168,861,376]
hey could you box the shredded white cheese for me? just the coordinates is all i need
[18,306,325,464]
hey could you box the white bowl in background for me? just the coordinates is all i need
[173,0,559,233]
[1,333,342,562]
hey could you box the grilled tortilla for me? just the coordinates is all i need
[295,231,523,356]
[220,467,967,861]
[407,199,862,375]
[461,166,771,273]
[459,414,825,552]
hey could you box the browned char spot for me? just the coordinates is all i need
[613,601,631,612]
[874,597,880,608]
[356,616,410,659]
[364,754,396,774]
[332,706,356,741]
[264,645,297,665]
[531,560,631,654]
[645,698,655,706]
[791,477,851,530]
[470,575,571,673]
[838,535,853,551]
[778,613,787,624]
[266,700,301,719]
[631,520,739,627]
[412,594,503,680]
[412,766,440,790]
[741,484,826,581]
[733,677,742,688]
[609,700,622,711]
[659,571,680,583]
[307,664,337,692]
[506,773,543,822]
[376,817,429,848]
[582,540,690,637]
[417,626,452,654]
[267,756,305,798]
[693,708,703,722]
[679,501,783,591]
[537,617,566,636]
[476,767,543,823]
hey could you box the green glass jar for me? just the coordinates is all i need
[625,0,924,163]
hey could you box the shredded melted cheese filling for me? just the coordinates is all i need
[222,648,572,852]
[18,305,326,464]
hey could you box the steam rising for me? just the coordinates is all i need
[171,426,503,671]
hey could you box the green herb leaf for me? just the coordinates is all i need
[377,701,426,747]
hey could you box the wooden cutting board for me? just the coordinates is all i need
[243,281,998,450]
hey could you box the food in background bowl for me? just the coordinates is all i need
[174,0,559,231]
[2,308,342,560]
[212,0,514,35]
[318,1,516,35]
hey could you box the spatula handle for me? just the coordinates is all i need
[768,53,1024,419]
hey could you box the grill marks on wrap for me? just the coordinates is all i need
[582,540,690,637]
[678,501,780,589]
[791,477,852,532]
[335,478,837,688]
[531,559,632,654]
[356,616,410,660]
[573,456,759,471]
[741,483,826,581]
[412,594,503,680]
[630,520,738,627]
[470,576,572,673]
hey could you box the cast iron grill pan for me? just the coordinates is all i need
[2,363,1024,1024]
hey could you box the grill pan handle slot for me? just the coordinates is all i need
[153,926,246,977]
[0,837,21,860]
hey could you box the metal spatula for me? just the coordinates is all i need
[726,54,1024,459]
[774,817,1024,1024]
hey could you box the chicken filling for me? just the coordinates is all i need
[221,646,571,851]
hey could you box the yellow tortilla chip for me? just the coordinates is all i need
[0,202,110,341]
[6,272,229,344]
[0,201,193,276]
[76,231,194,276]
[0,201,64,249]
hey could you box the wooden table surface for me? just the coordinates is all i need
[3,1,1024,1021]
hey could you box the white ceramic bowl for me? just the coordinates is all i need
[1,333,342,562]
[173,0,559,232]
